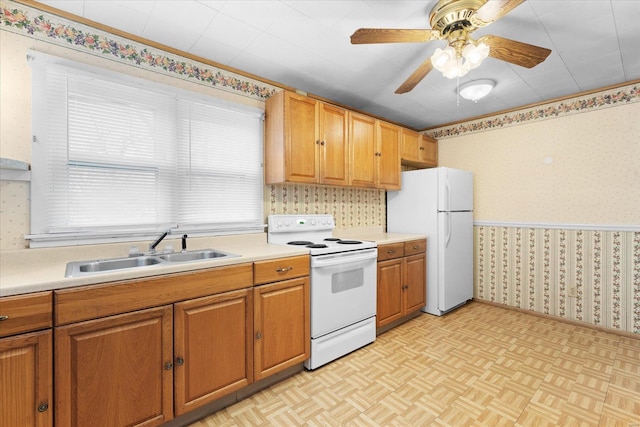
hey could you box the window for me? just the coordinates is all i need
[28,51,264,247]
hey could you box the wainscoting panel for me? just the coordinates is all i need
[475,225,640,334]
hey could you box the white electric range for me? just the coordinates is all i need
[267,214,377,370]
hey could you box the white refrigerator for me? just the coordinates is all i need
[387,167,473,316]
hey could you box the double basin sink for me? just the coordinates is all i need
[65,249,240,277]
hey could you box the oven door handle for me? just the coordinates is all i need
[311,249,378,268]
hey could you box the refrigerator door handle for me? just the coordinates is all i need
[445,212,452,248]
[444,180,451,212]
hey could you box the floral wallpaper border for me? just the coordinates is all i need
[427,82,640,139]
[0,1,277,100]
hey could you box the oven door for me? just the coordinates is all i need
[310,248,377,338]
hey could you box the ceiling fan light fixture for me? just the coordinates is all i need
[462,42,490,69]
[432,46,456,69]
[458,79,495,102]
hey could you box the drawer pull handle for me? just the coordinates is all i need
[37,403,49,413]
[276,267,292,273]
[413,245,419,249]
[386,250,395,254]
[0,315,8,321]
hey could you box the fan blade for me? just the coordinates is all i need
[479,35,551,68]
[475,0,525,22]
[351,28,440,44]
[395,58,434,94]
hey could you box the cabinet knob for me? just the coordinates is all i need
[0,315,9,321]
[256,332,262,340]
[37,403,49,413]
[316,140,320,145]
[419,146,425,150]
[176,357,185,366]
[164,362,173,370]
[320,141,325,145]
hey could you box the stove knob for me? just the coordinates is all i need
[277,221,282,227]
[310,219,316,225]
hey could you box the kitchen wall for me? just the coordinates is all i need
[1,1,637,335]
[428,85,640,334]
[0,1,384,250]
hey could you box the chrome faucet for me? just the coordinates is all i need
[149,231,169,253]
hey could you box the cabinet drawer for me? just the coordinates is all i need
[404,239,426,256]
[254,255,309,285]
[56,263,253,325]
[0,291,52,337]
[377,243,404,261]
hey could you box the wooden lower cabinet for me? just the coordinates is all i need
[253,277,310,381]
[55,305,174,427]
[0,330,53,427]
[173,288,253,415]
[376,240,427,329]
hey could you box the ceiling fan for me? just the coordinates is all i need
[350,0,551,94]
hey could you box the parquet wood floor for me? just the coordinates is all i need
[189,302,640,426]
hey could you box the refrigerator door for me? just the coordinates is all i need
[438,167,473,212]
[437,210,473,313]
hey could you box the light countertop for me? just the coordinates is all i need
[0,229,426,297]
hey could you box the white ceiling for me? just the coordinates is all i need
[36,0,640,130]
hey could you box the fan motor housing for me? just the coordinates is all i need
[429,0,485,34]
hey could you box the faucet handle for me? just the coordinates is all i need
[181,234,188,252]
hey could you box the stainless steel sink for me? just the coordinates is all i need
[65,249,239,277]
[158,249,238,263]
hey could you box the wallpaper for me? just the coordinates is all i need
[475,225,640,335]
[436,101,640,226]
[264,183,386,229]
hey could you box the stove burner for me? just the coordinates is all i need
[288,240,313,246]
[323,238,341,242]
[337,240,362,245]
[306,244,328,249]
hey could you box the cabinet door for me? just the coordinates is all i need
[376,258,403,328]
[285,92,319,183]
[377,121,401,190]
[404,253,427,314]
[420,135,438,166]
[254,277,309,380]
[349,112,377,188]
[401,129,420,161]
[174,289,253,415]
[55,306,173,427]
[319,103,349,186]
[0,330,52,427]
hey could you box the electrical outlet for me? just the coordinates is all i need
[568,287,577,297]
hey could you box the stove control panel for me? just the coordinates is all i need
[268,214,335,233]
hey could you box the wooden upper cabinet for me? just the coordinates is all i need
[319,102,349,186]
[401,128,421,161]
[265,91,349,186]
[377,121,401,190]
[420,134,438,166]
[265,89,420,188]
[265,91,319,184]
[401,129,438,168]
[349,112,377,188]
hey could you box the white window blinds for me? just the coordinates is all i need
[29,51,264,246]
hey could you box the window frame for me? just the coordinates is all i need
[27,50,265,248]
